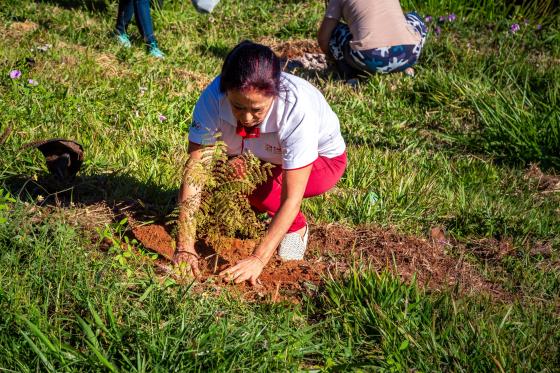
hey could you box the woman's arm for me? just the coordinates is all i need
[219,164,313,285]
[318,17,339,56]
[175,141,210,276]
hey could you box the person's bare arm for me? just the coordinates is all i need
[318,17,339,56]
[175,141,210,276]
[220,164,312,285]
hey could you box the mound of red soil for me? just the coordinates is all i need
[131,223,504,302]
[132,225,175,260]
[309,225,502,295]
[524,163,560,192]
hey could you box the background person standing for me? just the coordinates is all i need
[114,0,165,58]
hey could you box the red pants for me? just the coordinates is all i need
[249,152,347,232]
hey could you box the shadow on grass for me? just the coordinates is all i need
[195,43,231,60]
[3,172,177,222]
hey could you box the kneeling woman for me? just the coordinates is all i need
[175,41,347,285]
[318,0,428,78]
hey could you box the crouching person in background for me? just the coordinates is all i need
[318,0,428,80]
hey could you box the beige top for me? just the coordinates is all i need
[325,0,421,51]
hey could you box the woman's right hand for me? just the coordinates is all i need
[173,245,201,278]
[175,141,206,279]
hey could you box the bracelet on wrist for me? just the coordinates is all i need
[176,250,199,259]
[250,254,265,266]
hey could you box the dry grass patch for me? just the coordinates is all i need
[255,37,322,59]
[169,68,212,92]
[525,163,560,194]
[6,20,39,39]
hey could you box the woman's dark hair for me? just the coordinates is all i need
[219,40,281,97]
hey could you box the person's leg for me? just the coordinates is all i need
[347,12,428,75]
[248,152,347,233]
[328,23,361,80]
[116,0,134,35]
[132,0,156,44]
[405,12,428,41]
[347,47,391,74]
[359,45,416,73]
[133,0,164,57]
[404,12,428,64]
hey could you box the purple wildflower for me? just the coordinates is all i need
[536,24,542,30]
[28,79,38,86]
[9,70,22,79]
[435,26,441,35]
[158,114,167,122]
[424,15,432,23]
[447,13,457,22]
[510,23,520,33]
[438,15,446,22]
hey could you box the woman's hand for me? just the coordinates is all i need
[219,165,313,286]
[174,141,207,279]
[219,255,265,285]
[227,156,248,179]
[173,246,201,278]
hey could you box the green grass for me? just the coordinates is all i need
[1,208,558,371]
[1,0,559,370]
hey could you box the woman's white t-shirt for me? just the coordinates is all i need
[189,72,346,170]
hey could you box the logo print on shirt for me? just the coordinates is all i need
[265,144,282,154]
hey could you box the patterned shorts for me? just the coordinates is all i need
[329,12,428,74]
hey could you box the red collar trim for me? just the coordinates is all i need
[236,123,260,139]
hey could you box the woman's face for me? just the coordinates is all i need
[227,89,274,128]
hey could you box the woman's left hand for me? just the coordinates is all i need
[219,256,265,285]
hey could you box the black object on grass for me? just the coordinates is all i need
[24,139,84,181]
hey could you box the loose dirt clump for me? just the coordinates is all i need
[131,222,505,302]
[525,163,560,193]
[132,224,175,260]
[130,225,325,301]
[530,241,553,258]
[464,237,515,261]
[309,225,503,296]
[258,38,322,59]
[254,38,330,75]
[285,53,329,72]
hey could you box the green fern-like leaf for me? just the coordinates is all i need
[170,142,274,254]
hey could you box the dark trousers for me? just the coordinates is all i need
[115,0,156,44]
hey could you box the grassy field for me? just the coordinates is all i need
[1,0,559,371]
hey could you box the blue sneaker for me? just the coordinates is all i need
[115,32,131,48]
[148,42,165,59]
